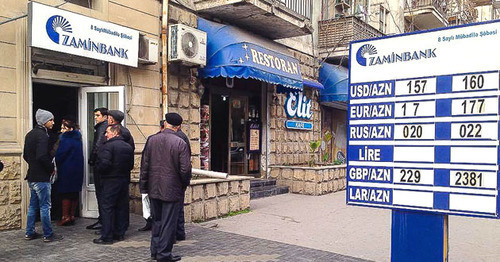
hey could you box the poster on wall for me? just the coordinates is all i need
[248,122,261,153]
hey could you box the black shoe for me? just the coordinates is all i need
[158,255,181,262]
[86,221,102,230]
[93,238,113,245]
[113,235,125,242]
[43,233,63,242]
[24,232,41,240]
[176,235,186,241]
[138,219,152,231]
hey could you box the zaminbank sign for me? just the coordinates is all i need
[28,2,139,67]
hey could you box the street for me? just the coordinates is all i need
[1,191,500,261]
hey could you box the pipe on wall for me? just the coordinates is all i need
[161,0,169,116]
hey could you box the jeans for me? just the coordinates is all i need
[26,182,53,238]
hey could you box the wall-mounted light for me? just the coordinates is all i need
[221,95,228,101]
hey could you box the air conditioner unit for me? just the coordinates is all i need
[168,24,206,66]
[138,34,159,64]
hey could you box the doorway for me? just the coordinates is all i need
[210,94,229,173]
[80,86,125,218]
[32,83,79,220]
[31,83,125,219]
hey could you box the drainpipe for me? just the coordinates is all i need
[161,0,169,116]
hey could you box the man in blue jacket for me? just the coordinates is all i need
[93,125,134,244]
[23,109,63,242]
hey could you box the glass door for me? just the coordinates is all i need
[79,86,125,218]
[228,97,248,175]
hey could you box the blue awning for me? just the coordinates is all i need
[303,79,324,90]
[319,63,348,102]
[198,18,303,90]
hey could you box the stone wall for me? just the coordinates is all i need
[269,165,347,195]
[130,176,251,222]
[268,86,322,166]
[0,156,22,230]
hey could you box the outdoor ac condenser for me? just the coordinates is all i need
[168,24,207,66]
[138,34,159,64]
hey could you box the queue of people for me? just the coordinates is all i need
[23,107,192,261]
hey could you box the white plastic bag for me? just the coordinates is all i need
[141,193,151,219]
[50,158,57,184]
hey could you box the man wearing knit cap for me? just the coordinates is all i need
[140,112,191,262]
[23,109,62,242]
[107,110,135,150]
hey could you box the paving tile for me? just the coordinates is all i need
[0,214,368,262]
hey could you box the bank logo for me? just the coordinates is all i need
[46,15,73,44]
[356,44,377,66]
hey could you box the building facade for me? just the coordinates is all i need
[0,0,163,230]
[0,0,342,230]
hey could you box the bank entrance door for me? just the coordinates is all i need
[228,97,248,175]
[80,86,125,218]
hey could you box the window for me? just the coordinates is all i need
[65,0,92,8]
[379,6,389,33]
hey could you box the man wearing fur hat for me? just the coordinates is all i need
[23,109,63,242]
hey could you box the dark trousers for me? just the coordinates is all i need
[94,173,103,223]
[100,178,130,241]
[176,201,185,240]
[150,198,181,260]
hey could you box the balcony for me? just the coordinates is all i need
[404,0,448,30]
[193,0,313,39]
[318,16,384,60]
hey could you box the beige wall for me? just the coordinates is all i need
[0,0,162,229]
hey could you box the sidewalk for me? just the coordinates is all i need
[0,213,366,262]
[201,191,500,262]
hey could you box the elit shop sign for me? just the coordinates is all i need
[28,2,139,67]
[284,91,313,131]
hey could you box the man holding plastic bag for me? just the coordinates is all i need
[140,113,191,262]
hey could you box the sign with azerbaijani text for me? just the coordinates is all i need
[28,2,139,67]
[347,20,500,218]
[284,91,313,131]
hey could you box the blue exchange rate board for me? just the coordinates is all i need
[347,71,500,218]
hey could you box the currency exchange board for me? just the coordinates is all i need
[347,20,500,218]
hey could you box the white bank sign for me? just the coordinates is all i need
[28,2,139,67]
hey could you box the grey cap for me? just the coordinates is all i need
[108,110,125,123]
[35,109,54,126]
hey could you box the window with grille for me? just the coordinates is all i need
[379,6,389,33]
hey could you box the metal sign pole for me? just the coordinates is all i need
[391,210,448,262]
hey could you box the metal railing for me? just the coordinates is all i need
[275,0,313,19]
[318,16,383,50]
[406,0,448,17]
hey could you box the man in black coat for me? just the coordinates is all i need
[107,110,135,151]
[93,125,134,245]
[23,109,63,242]
[140,113,191,262]
[87,107,108,230]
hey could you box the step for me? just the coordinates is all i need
[250,179,276,188]
[250,185,289,199]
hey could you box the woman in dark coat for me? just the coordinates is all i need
[55,119,84,226]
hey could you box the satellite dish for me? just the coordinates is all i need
[181,31,198,58]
